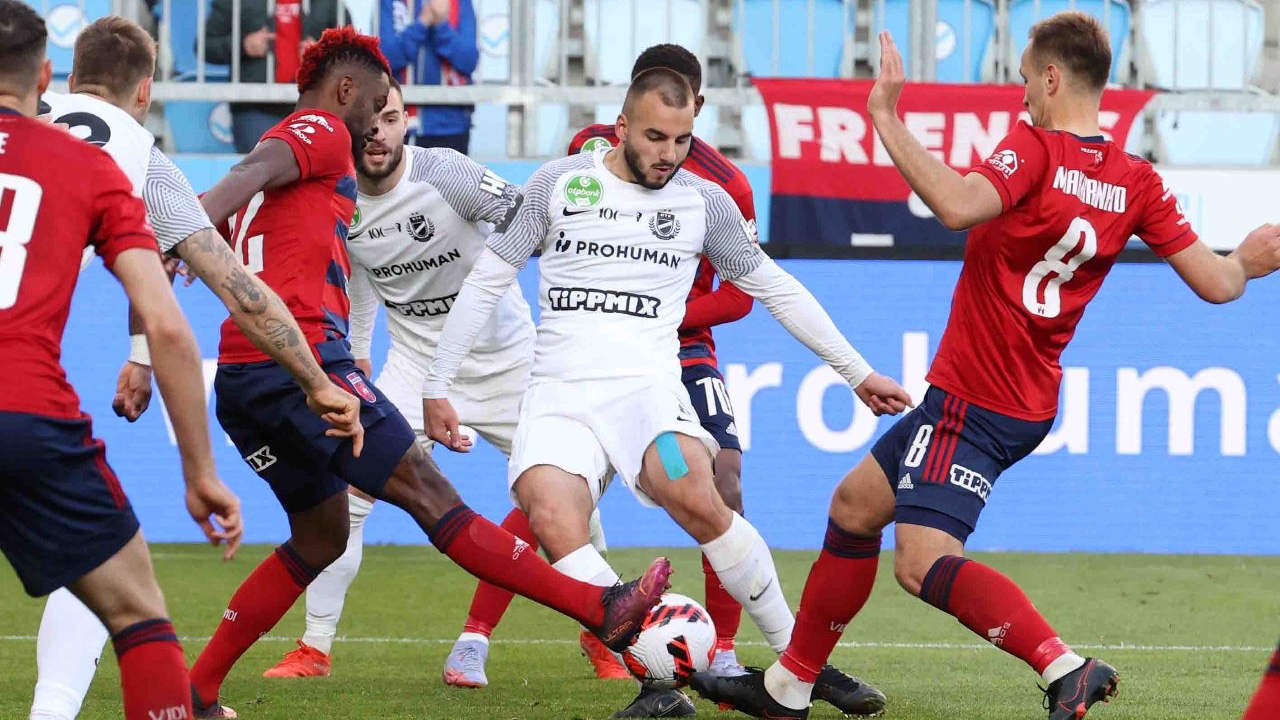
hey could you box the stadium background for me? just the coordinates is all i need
[28,0,1280,554]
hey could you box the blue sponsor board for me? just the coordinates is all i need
[64,250,1280,554]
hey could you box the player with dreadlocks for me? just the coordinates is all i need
[188,27,673,718]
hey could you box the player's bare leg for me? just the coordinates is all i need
[371,445,671,649]
[641,435,885,718]
[31,589,110,720]
[264,486,376,678]
[191,493,350,716]
[514,466,634,679]
[705,447,746,676]
[638,434,789,646]
[689,455,894,717]
[67,533,193,720]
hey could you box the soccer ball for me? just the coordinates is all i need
[621,593,717,689]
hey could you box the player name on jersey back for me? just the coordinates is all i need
[927,122,1197,421]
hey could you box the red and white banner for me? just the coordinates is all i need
[752,78,1155,248]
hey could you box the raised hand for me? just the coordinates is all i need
[867,30,906,120]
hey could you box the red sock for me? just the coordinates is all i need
[779,519,881,683]
[921,556,1071,674]
[190,544,319,705]
[702,552,743,651]
[1243,642,1280,720]
[112,619,192,720]
[432,504,606,628]
[461,507,539,636]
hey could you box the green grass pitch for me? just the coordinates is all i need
[0,545,1274,719]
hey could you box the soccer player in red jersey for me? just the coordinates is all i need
[1243,640,1280,719]
[0,3,243,719]
[188,27,672,718]
[690,14,1280,720]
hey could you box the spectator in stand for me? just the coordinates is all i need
[204,0,339,152]
[380,0,478,153]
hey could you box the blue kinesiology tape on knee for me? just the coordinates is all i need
[655,432,689,481]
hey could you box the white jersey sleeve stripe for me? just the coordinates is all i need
[410,148,520,225]
[487,154,592,269]
[692,180,766,281]
[142,146,215,254]
[731,258,874,387]
[347,262,378,360]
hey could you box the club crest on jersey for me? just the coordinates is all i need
[580,137,613,154]
[350,205,362,229]
[408,212,436,242]
[564,174,603,207]
[346,372,377,403]
[648,210,681,240]
[986,149,1019,178]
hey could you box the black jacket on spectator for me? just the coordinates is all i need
[203,0,339,84]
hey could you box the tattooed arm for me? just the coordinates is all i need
[176,230,366,455]
[175,229,327,391]
[143,146,365,454]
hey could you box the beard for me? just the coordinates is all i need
[623,142,681,190]
[349,127,368,163]
[357,142,403,180]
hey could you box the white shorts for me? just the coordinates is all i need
[375,347,529,456]
[508,376,719,508]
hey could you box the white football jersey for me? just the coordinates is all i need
[41,91,152,194]
[488,148,764,383]
[40,92,212,259]
[347,146,534,378]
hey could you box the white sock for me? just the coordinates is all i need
[701,513,794,652]
[302,493,374,655]
[1042,652,1087,685]
[31,588,109,720]
[588,507,608,556]
[551,544,620,587]
[764,662,813,711]
[456,632,490,646]
[553,545,623,660]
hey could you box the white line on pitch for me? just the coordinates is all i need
[0,635,1269,652]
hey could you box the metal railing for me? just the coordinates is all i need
[35,0,1280,160]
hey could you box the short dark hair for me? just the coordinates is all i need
[623,67,694,116]
[71,16,156,100]
[631,44,701,90]
[296,26,391,94]
[1028,11,1112,92]
[0,0,48,93]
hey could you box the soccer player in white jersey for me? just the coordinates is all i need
[424,68,912,716]
[29,17,362,720]
[259,79,610,681]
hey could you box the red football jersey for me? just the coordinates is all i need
[0,110,159,418]
[928,122,1198,421]
[218,109,357,363]
[567,125,756,368]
